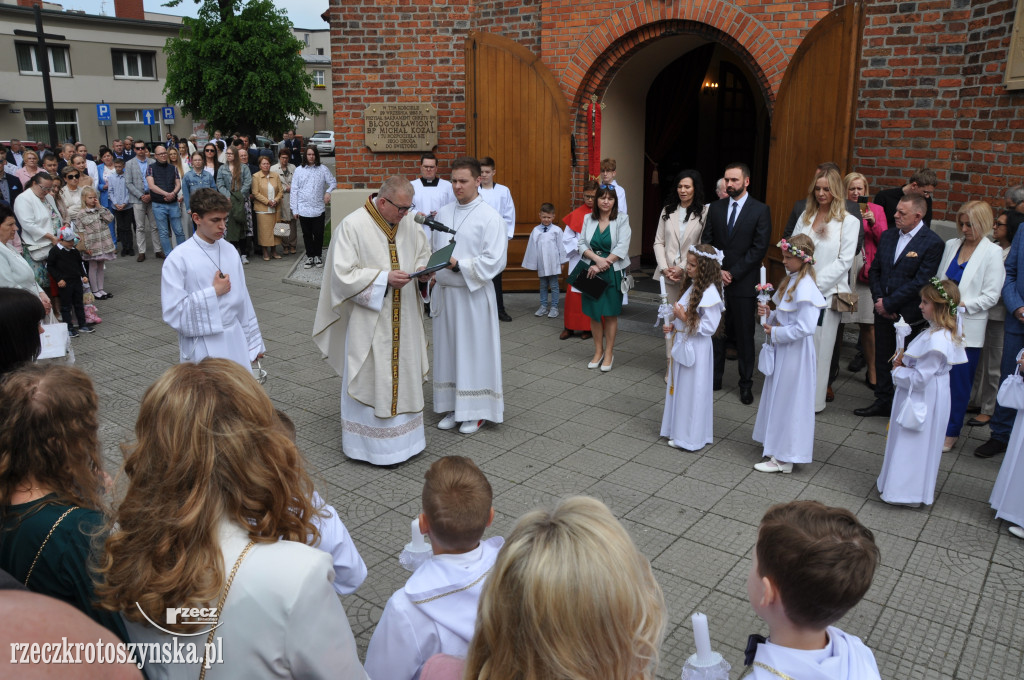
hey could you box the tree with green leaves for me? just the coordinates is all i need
[163,0,320,138]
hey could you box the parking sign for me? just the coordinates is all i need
[162,106,175,121]
[96,104,111,121]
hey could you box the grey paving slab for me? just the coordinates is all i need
[63,253,1024,679]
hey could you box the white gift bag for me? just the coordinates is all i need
[37,312,75,364]
[997,367,1024,410]
[757,340,775,376]
[896,385,927,431]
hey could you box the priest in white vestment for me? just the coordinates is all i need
[313,177,431,465]
[429,157,506,434]
[162,188,265,369]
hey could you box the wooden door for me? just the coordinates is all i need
[764,2,864,281]
[465,32,572,291]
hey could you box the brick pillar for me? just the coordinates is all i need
[113,0,146,21]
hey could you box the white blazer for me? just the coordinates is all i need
[653,204,708,281]
[579,213,631,271]
[793,212,860,299]
[938,236,1005,347]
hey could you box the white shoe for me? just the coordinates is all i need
[459,419,484,435]
[303,257,314,269]
[754,456,793,474]
[314,256,323,268]
[600,355,614,372]
[437,413,457,430]
[241,254,249,265]
[587,355,603,369]
[535,306,549,317]
[667,439,680,449]
[548,307,559,318]
[1009,525,1024,540]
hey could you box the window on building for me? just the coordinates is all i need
[313,70,326,87]
[303,33,310,45]
[316,47,324,56]
[116,109,161,143]
[16,43,71,76]
[112,51,156,79]
[24,109,80,145]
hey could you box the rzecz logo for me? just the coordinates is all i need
[134,603,224,637]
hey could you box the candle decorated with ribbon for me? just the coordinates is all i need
[655,275,673,338]
[755,279,774,327]
[398,516,433,572]
[892,315,911,364]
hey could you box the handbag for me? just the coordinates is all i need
[896,385,927,431]
[757,339,775,376]
[567,260,608,299]
[620,271,635,294]
[830,292,858,313]
[38,311,73,362]
[273,221,291,237]
[997,367,1024,410]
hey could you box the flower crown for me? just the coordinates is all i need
[777,238,815,265]
[689,244,724,264]
[929,277,958,316]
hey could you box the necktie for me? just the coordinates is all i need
[728,202,738,233]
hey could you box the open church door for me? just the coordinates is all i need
[465,32,572,292]
[764,2,865,282]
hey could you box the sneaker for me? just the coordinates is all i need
[437,413,458,430]
[241,254,249,265]
[68,328,80,338]
[754,456,793,474]
[459,419,484,435]
[303,257,314,269]
[534,306,549,317]
[78,325,95,334]
[548,307,559,318]
[314,256,324,268]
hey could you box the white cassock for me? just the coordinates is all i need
[430,196,507,423]
[478,183,516,240]
[877,327,965,505]
[991,349,1024,526]
[752,273,825,464]
[161,235,264,369]
[364,537,504,680]
[312,199,431,466]
[310,490,367,596]
[748,626,882,680]
[521,224,567,277]
[661,285,724,450]
[412,177,455,240]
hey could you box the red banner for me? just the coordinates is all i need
[587,101,601,180]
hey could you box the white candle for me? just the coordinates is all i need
[659,275,667,297]
[760,265,766,287]
[692,612,712,663]
[409,517,427,550]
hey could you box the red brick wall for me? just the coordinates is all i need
[853,0,1024,221]
[475,0,541,51]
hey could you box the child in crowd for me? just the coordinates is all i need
[274,409,367,594]
[877,279,966,506]
[74,187,116,300]
[599,157,628,214]
[752,235,824,473]
[522,202,567,318]
[46,225,93,337]
[746,500,881,679]
[661,244,725,451]
[108,157,135,257]
[365,456,503,680]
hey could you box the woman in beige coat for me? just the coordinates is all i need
[251,155,282,260]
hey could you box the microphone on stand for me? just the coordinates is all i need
[413,212,455,234]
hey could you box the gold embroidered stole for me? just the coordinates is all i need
[365,197,402,417]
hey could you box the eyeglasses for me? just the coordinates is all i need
[155,152,167,156]
[382,196,413,213]
[65,173,79,179]
[134,146,145,151]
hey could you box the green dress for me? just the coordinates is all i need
[0,495,128,641]
[581,225,622,321]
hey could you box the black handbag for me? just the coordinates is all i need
[568,261,609,299]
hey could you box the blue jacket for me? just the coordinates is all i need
[1003,225,1024,334]
[868,223,943,323]
[181,169,217,213]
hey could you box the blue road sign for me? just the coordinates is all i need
[142,109,155,126]
[162,106,175,121]
[96,104,111,121]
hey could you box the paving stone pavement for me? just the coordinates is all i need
[76,252,1023,680]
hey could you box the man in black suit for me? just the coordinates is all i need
[782,161,862,238]
[855,194,943,417]
[282,129,303,167]
[873,167,937,229]
[0,169,22,210]
[701,162,772,405]
[4,139,24,168]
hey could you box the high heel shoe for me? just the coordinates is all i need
[600,355,614,372]
[587,355,603,369]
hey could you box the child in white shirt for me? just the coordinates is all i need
[522,202,567,318]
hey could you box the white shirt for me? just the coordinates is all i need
[291,164,337,217]
[894,221,924,262]
[478,183,516,240]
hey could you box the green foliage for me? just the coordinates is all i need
[164,0,319,137]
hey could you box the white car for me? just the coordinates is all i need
[309,130,335,156]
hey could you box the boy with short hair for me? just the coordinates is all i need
[522,201,567,318]
[600,157,628,214]
[108,158,134,257]
[745,500,882,679]
[365,456,503,680]
[46,225,93,337]
[161,187,264,369]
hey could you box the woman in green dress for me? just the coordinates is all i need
[578,185,632,372]
[0,364,127,641]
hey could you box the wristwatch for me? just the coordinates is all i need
[452,260,460,273]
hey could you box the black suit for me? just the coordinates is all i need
[5,150,21,168]
[283,138,303,166]
[701,194,772,390]
[867,223,943,403]
[782,198,862,238]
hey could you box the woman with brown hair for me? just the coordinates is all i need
[216,145,252,264]
[251,155,282,260]
[97,359,366,679]
[0,364,126,640]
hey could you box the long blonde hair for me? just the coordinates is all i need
[463,496,666,680]
[801,168,846,228]
[922,279,963,341]
[780,233,818,303]
[96,359,321,632]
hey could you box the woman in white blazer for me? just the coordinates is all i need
[578,185,631,371]
[938,200,1005,452]
[791,168,860,412]
[99,359,368,680]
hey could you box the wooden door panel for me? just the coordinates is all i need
[465,32,572,292]
[764,2,864,282]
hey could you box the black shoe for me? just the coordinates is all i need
[848,352,866,373]
[854,401,891,418]
[740,387,754,405]
[713,381,722,391]
[498,311,512,322]
[975,438,1008,458]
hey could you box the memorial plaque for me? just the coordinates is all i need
[364,103,438,152]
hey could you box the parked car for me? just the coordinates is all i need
[255,135,279,156]
[309,130,335,156]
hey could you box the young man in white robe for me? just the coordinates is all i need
[365,456,503,680]
[161,188,264,369]
[744,501,882,680]
[477,156,515,322]
[411,152,455,238]
[430,157,507,434]
[312,177,431,465]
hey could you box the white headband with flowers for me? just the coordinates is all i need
[689,244,724,264]
[777,238,815,266]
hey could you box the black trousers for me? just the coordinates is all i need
[299,213,326,258]
[57,278,86,330]
[713,292,756,390]
[492,272,506,314]
[113,208,134,254]
[873,312,926,404]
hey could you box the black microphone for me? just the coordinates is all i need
[413,212,455,234]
